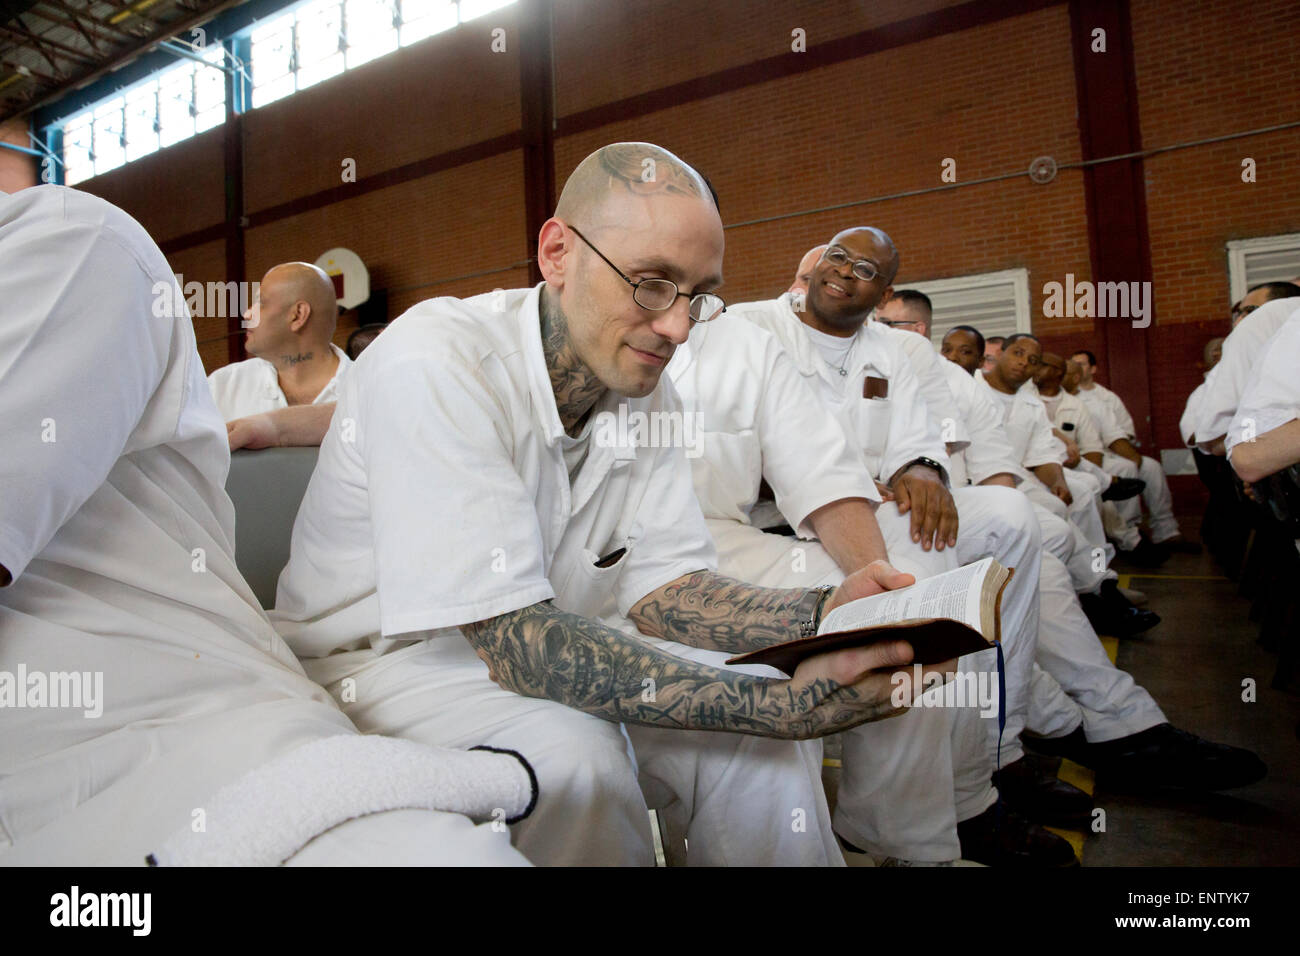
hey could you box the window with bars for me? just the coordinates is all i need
[1226,234,1300,305]
[52,0,517,184]
[249,0,516,108]
[59,45,227,186]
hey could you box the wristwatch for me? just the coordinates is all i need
[801,585,836,637]
[900,456,950,488]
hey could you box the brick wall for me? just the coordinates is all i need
[56,0,1299,513]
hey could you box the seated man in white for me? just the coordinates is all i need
[944,330,1157,640]
[271,144,929,867]
[1030,352,1153,560]
[980,336,1161,637]
[670,304,1097,866]
[879,301,1258,793]
[1228,308,1300,497]
[0,185,533,867]
[1070,348,1194,555]
[207,261,351,422]
[726,231,1085,865]
[1185,295,1300,455]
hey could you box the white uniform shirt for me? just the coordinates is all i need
[1188,297,1300,450]
[875,323,971,453]
[0,186,344,850]
[207,344,352,420]
[1028,382,1104,457]
[1077,382,1136,441]
[975,371,1061,479]
[1180,379,1208,446]
[667,313,879,535]
[729,295,950,485]
[1226,310,1300,456]
[272,284,716,664]
[937,358,1021,486]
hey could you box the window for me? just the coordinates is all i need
[53,0,518,183]
[248,0,516,105]
[889,268,1032,346]
[59,45,227,186]
[1226,234,1300,304]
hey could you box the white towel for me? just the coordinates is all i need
[147,736,537,866]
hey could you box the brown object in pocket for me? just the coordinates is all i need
[863,376,890,399]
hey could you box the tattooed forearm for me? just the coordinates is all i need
[461,601,895,739]
[628,571,822,654]
[540,287,606,436]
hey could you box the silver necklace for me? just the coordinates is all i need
[827,329,859,376]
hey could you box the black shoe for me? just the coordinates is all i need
[1026,723,1267,792]
[1090,723,1267,791]
[1022,726,1089,761]
[992,757,1094,829]
[1119,537,1171,568]
[1101,477,1146,501]
[957,802,1079,867]
[1079,582,1161,637]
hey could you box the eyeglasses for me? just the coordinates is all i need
[569,226,726,323]
[822,245,884,283]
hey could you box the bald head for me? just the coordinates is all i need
[243,261,340,358]
[554,143,716,238]
[790,245,827,295]
[535,142,725,403]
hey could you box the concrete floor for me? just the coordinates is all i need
[1084,534,1300,866]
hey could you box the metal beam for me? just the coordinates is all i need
[4,0,243,122]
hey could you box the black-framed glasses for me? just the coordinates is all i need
[822,245,883,283]
[569,225,726,323]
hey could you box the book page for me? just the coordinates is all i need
[818,557,994,636]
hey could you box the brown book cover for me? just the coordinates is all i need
[726,567,1014,677]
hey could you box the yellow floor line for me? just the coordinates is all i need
[823,758,842,768]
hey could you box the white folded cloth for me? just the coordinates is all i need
[147,736,537,866]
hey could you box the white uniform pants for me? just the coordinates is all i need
[306,637,843,867]
[1025,552,1166,742]
[709,507,964,862]
[1031,501,1114,595]
[1103,452,1180,543]
[1020,473,1113,571]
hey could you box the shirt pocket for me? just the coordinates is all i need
[557,521,643,621]
[855,397,894,465]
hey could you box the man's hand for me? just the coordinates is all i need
[227,413,280,451]
[784,639,957,736]
[824,560,915,618]
[890,465,958,552]
[1056,433,1081,468]
[1050,479,1073,505]
[873,480,895,501]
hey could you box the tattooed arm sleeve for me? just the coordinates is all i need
[628,571,821,654]
[461,600,882,739]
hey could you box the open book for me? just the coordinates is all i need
[726,557,1013,676]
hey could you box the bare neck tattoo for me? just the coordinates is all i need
[540,288,606,436]
[278,351,314,367]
